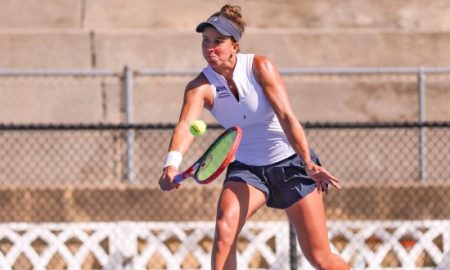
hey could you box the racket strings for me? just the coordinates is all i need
[196,131,237,181]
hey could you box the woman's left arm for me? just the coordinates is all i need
[252,55,341,192]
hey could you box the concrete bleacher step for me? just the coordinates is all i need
[1,0,450,31]
[1,30,450,69]
[1,63,450,123]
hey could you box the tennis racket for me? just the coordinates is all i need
[174,126,242,185]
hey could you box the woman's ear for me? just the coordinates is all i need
[234,42,240,52]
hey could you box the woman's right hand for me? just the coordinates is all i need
[159,166,180,191]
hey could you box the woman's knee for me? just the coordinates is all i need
[214,216,239,248]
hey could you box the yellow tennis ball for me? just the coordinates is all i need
[190,120,207,137]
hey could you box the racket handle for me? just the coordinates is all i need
[174,174,186,184]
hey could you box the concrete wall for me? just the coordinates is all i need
[1,185,449,222]
[1,1,449,228]
[0,0,449,123]
[2,0,450,69]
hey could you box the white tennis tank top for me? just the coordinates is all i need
[202,53,295,166]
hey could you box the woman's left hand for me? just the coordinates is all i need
[305,162,342,194]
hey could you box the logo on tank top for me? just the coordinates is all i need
[216,86,230,99]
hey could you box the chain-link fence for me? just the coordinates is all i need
[1,67,450,269]
[0,122,449,269]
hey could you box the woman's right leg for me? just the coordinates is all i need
[212,180,267,270]
[285,190,349,270]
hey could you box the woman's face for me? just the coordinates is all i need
[201,26,239,68]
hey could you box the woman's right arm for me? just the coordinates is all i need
[159,74,212,191]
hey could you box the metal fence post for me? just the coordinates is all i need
[123,66,136,182]
[418,67,427,182]
[289,223,298,270]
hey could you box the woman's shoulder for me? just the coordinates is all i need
[252,54,273,67]
[185,72,210,91]
[252,55,277,78]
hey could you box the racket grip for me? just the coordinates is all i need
[174,174,185,184]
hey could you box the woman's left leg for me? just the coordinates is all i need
[285,190,349,270]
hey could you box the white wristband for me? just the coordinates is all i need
[163,151,183,169]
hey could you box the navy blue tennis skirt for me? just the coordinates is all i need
[224,151,320,209]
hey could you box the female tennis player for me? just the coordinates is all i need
[159,4,349,270]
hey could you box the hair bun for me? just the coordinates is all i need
[220,5,242,18]
[218,5,246,36]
